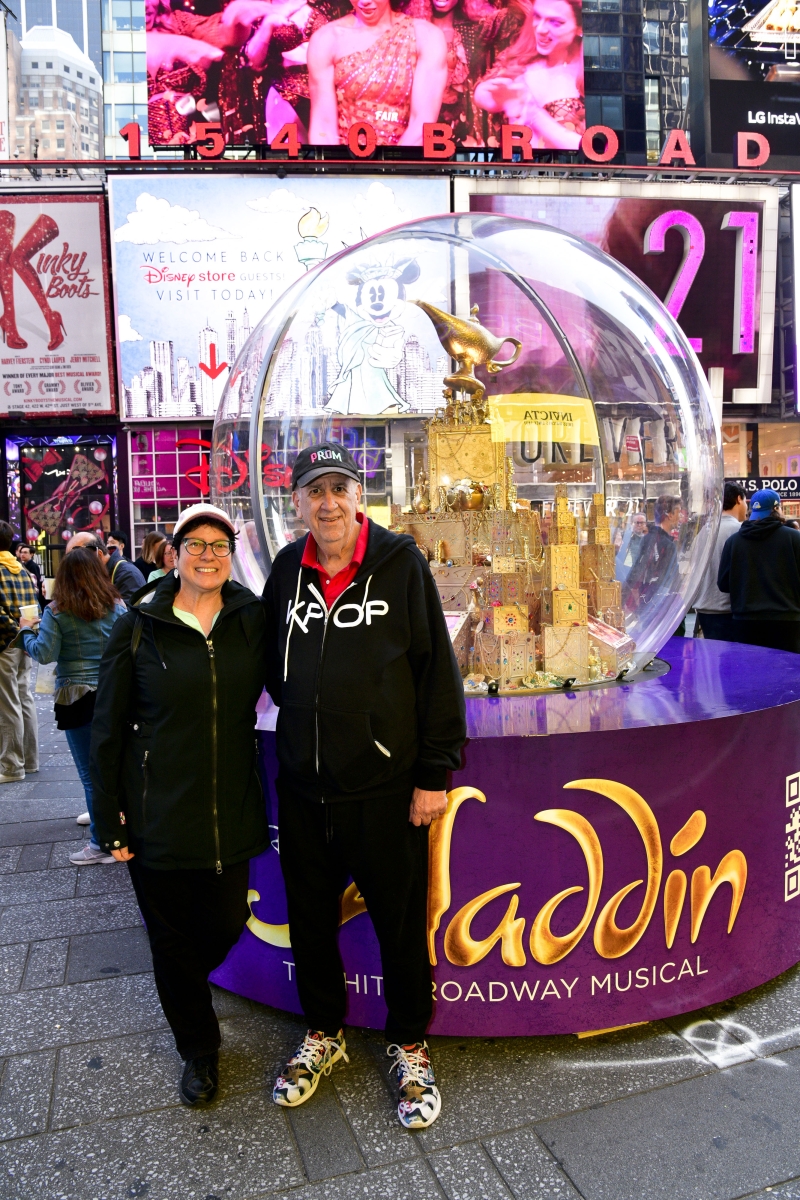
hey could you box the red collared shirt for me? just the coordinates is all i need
[301,512,370,609]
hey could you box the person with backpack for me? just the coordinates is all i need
[89,503,270,1108]
[15,547,126,862]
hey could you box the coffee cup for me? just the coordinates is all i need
[18,604,39,623]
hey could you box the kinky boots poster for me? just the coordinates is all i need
[0,196,115,418]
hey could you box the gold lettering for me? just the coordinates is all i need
[444,883,527,967]
[663,869,687,949]
[670,810,706,856]
[246,889,291,948]
[427,787,486,965]
[690,851,747,942]
[565,779,663,959]
[340,882,366,926]
[529,809,603,964]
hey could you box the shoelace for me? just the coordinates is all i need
[387,1043,431,1090]
[289,1032,348,1077]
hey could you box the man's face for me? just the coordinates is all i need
[732,496,748,522]
[661,507,681,533]
[293,474,362,552]
[106,536,122,554]
[632,514,648,536]
[16,545,31,562]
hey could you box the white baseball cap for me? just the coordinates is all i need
[173,503,237,543]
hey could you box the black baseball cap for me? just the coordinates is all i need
[291,442,361,490]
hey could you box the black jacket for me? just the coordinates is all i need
[718,515,800,621]
[263,521,466,804]
[89,574,270,869]
[107,549,146,608]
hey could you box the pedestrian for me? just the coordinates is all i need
[147,537,177,582]
[615,511,648,582]
[106,529,130,558]
[134,532,167,580]
[0,520,39,783]
[15,542,45,608]
[66,531,146,607]
[90,503,270,1107]
[718,487,800,653]
[693,483,747,641]
[623,496,681,606]
[263,442,466,1131]
[16,548,126,863]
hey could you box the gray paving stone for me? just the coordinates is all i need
[0,1051,56,1141]
[0,894,140,945]
[0,801,86,825]
[535,1046,800,1200]
[48,841,83,868]
[414,1023,710,1152]
[15,844,52,873]
[22,940,69,990]
[0,1090,304,1200]
[287,1078,364,1181]
[0,848,21,874]
[430,1143,515,1199]
[751,1179,800,1198]
[75,863,134,898]
[271,1158,439,1200]
[66,926,152,983]
[0,819,85,848]
[209,983,254,1019]
[0,973,166,1055]
[667,1014,760,1069]
[686,966,800,1061]
[0,944,27,994]
[51,1030,180,1129]
[332,1030,419,1168]
[485,1127,583,1199]
[0,869,75,907]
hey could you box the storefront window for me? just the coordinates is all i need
[129,426,212,553]
[722,423,753,478]
[759,423,800,477]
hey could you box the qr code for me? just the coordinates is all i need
[786,773,800,902]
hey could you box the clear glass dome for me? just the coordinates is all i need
[212,213,721,689]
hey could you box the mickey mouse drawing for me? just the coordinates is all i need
[325,256,420,416]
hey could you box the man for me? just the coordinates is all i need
[0,521,38,783]
[624,495,682,606]
[693,483,747,641]
[718,487,800,653]
[106,529,129,558]
[66,531,145,606]
[263,442,466,1131]
[15,542,45,608]
[615,511,648,582]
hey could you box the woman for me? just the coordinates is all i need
[134,531,167,581]
[90,503,269,1109]
[473,0,584,149]
[306,0,447,145]
[16,548,126,865]
[147,537,177,583]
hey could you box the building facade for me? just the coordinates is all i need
[10,25,102,160]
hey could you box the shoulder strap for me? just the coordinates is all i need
[111,559,121,584]
[130,613,144,661]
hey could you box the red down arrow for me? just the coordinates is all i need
[199,344,228,380]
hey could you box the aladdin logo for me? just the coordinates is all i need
[309,449,343,464]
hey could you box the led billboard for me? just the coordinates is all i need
[145,0,585,150]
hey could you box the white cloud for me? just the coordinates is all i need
[114,193,238,245]
[246,188,307,215]
[350,183,411,238]
[117,315,142,342]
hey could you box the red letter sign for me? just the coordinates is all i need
[734,132,770,167]
[119,121,141,159]
[659,129,695,167]
[347,123,377,158]
[190,122,225,158]
[270,123,300,158]
[580,125,618,163]
[423,123,456,159]
[501,124,533,161]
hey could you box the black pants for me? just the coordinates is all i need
[731,620,800,654]
[128,859,250,1060]
[697,611,736,641]
[278,784,432,1044]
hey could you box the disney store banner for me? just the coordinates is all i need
[0,196,115,418]
[107,174,448,423]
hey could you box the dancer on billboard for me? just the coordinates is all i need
[473,0,584,149]
[0,210,65,351]
[306,0,447,144]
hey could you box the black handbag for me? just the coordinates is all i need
[54,688,96,731]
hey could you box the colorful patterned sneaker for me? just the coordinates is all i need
[272,1029,348,1107]
[387,1041,442,1129]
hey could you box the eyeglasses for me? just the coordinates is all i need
[181,538,233,558]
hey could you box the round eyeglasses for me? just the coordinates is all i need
[181,538,234,558]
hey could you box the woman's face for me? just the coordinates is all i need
[531,0,578,56]
[350,0,391,24]
[163,543,177,572]
[431,0,460,14]
[176,523,233,594]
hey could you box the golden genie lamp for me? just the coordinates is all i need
[413,301,522,406]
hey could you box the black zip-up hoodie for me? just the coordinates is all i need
[263,521,467,804]
[89,574,270,869]
[718,515,800,621]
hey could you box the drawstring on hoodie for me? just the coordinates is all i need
[284,569,303,682]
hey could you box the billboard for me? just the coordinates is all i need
[455,179,779,407]
[0,196,115,418]
[108,174,449,422]
[6,433,116,551]
[145,0,584,150]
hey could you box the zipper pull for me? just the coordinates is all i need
[216,860,222,875]
[207,639,215,657]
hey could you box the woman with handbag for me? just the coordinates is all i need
[16,548,126,864]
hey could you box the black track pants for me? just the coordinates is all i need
[732,620,800,653]
[128,859,250,1060]
[278,784,432,1044]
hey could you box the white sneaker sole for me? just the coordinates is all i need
[273,1041,347,1107]
[398,1087,442,1130]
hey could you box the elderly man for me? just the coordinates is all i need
[66,531,144,606]
[263,442,466,1131]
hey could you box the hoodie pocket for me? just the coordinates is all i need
[276,703,317,779]
[318,707,391,793]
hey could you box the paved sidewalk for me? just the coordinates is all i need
[2,701,800,1199]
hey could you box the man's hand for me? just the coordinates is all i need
[409,787,448,827]
[111,847,135,862]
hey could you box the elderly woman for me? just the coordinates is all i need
[90,503,269,1108]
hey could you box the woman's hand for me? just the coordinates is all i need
[409,787,448,826]
[18,615,38,629]
[111,847,135,862]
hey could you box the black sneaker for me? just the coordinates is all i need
[387,1041,441,1129]
[180,1053,219,1106]
[272,1029,348,1107]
